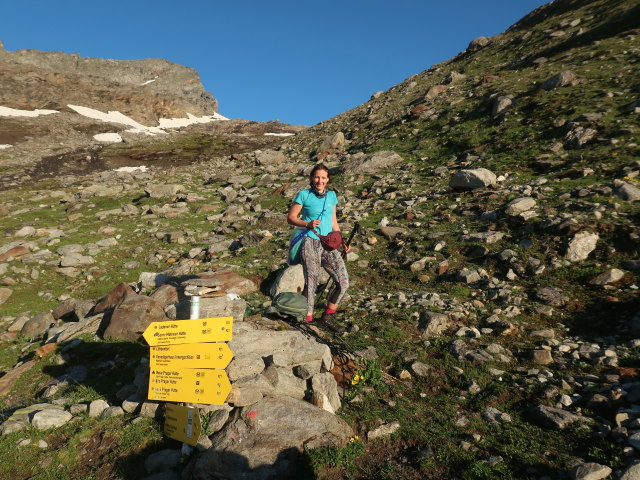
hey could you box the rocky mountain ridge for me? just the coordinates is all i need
[0,40,218,124]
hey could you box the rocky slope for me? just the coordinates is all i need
[0,0,640,479]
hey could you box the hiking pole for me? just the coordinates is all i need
[317,222,361,301]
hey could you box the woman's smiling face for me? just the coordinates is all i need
[311,169,329,192]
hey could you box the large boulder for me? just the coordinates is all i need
[229,324,332,369]
[20,312,55,340]
[449,168,497,191]
[318,132,345,152]
[102,293,167,341]
[540,71,577,90]
[190,396,353,480]
[269,264,304,298]
[341,151,404,174]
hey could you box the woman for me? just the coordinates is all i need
[287,163,350,329]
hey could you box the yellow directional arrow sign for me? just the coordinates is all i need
[148,368,232,405]
[164,403,202,446]
[150,342,234,370]
[143,317,233,346]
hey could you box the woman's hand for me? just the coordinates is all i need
[343,243,351,254]
[308,219,320,229]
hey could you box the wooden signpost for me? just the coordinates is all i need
[143,315,235,444]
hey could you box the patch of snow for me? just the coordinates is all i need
[0,144,12,150]
[157,112,229,128]
[264,132,295,137]
[113,166,148,173]
[140,76,158,86]
[0,106,59,117]
[68,104,165,135]
[94,133,123,143]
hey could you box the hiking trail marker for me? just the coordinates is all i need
[143,316,234,405]
[163,403,202,446]
[142,317,233,346]
[150,343,234,370]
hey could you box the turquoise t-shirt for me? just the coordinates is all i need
[293,189,337,241]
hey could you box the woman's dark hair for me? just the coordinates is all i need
[309,163,330,188]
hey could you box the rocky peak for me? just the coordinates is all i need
[0,43,217,124]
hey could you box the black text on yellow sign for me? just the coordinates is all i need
[164,403,202,446]
[148,368,232,405]
[150,342,234,370]
[143,317,233,346]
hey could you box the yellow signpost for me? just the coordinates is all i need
[143,317,233,347]
[163,403,202,446]
[150,342,234,370]
[148,368,232,404]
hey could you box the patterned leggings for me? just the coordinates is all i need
[301,237,349,312]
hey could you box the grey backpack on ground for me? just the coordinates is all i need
[266,292,308,322]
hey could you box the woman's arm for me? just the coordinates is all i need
[287,203,320,229]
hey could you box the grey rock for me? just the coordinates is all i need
[101,406,125,418]
[0,287,12,306]
[450,168,497,190]
[566,232,599,262]
[31,408,73,430]
[318,132,345,152]
[311,372,341,412]
[145,448,181,473]
[467,36,490,52]
[293,361,322,380]
[528,405,585,429]
[483,407,512,424]
[227,354,265,382]
[368,421,401,440]
[205,409,229,435]
[536,287,570,307]
[505,197,536,216]
[620,463,640,480]
[269,264,304,298]
[462,231,505,244]
[411,361,433,377]
[342,151,404,174]
[614,180,640,201]
[255,150,288,166]
[418,311,451,337]
[457,268,481,283]
[227,373,275,407]
[541,71,577,90]
[140,401,161,418]
[589,268,625,285]
[263,366,307,400]
[103,293,167,341]
[569,463,611,480]
[20,311,54,339]
[89,399,110,418]
[492,95,514,116]
[565,125,597,149]
[145,185,184,198]
[533,350,554,365]
[191,397,353,480]
[59,252,95,267]
[229,325,332,371]
[55,313,103,343]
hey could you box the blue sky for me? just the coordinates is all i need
[1,0,548,126]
